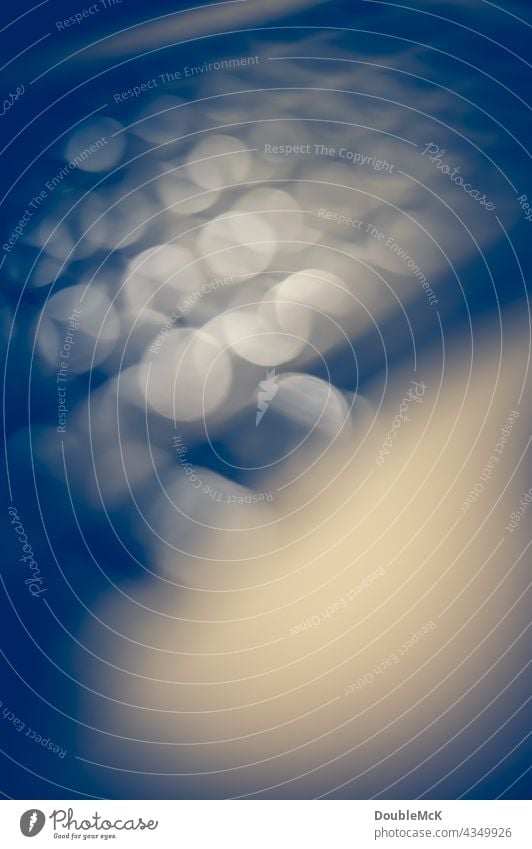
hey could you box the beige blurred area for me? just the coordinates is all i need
[78,306,530,797]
